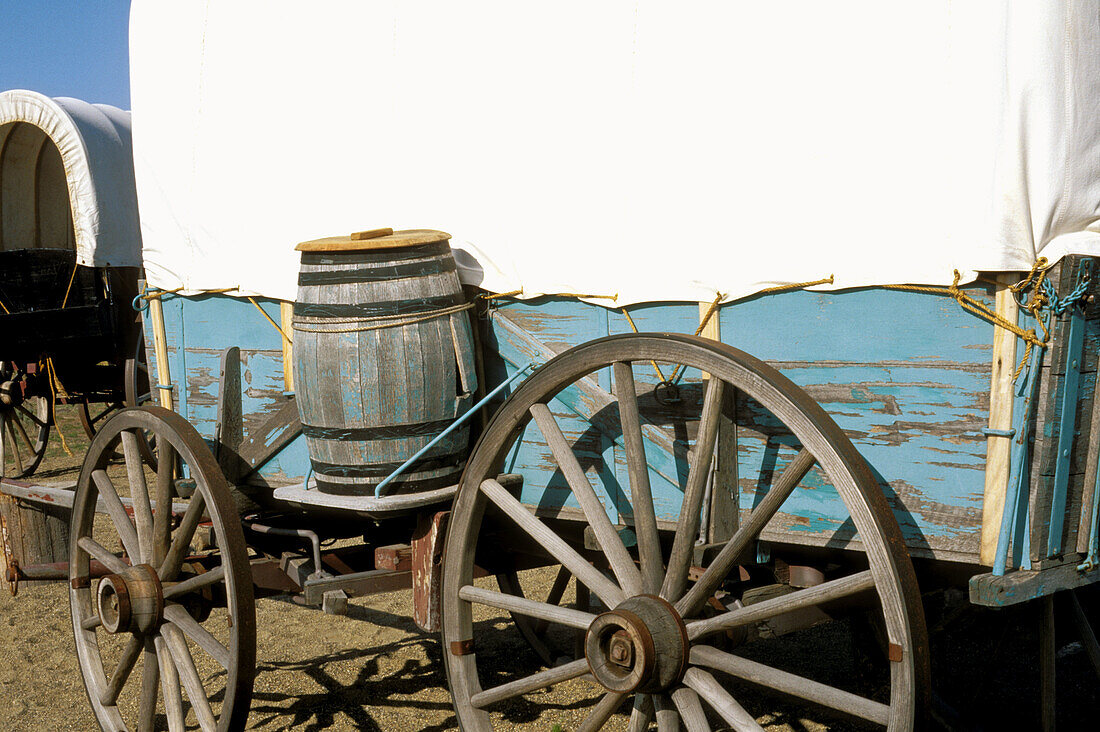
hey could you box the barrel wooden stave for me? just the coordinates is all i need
[293,236,476,496]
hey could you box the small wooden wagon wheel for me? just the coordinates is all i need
[69,406,255,732]
[442,333,929,731]
[0,363,51,478]
[77,336,159,469]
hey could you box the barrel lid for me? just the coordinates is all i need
[295,228,451,252]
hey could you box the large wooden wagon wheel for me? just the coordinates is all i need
[442,333,929,731]
[0,363,51,478]
[69,406,255,731]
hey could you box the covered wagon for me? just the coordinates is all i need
[12,2,1100,730]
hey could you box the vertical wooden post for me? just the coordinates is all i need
[981,274,1019,566]
[148,296,174,411]
[280,301,294,392]
[698,300,738,543]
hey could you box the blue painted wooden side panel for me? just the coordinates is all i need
[485,286,996,563]
[142,294,308,485]
[144,285,995,564]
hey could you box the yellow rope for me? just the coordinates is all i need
[882,259,1054,382]
[478,289,618,302]
[139,286,239,302]
[60,261,79,309]
[248,297,293,343]
[621,291,728,384]
[43,357,72,457]
[479,289,524,301]
[0,297,9,314]
[755,275,834,296]
[292,301,476,334]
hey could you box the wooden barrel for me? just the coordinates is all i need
[292,228,478,496]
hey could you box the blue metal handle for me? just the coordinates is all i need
[374,362,535,495]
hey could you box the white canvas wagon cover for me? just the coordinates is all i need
[0,89,142,268]
[129,1,1100,305]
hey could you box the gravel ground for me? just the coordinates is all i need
[1,407,1097,730]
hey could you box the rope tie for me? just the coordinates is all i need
[883,264,1055,383]
[42,357,72,457]
[248,297,293,344]
[621,291,728,386]
[755,275,834,296]
[292,301,476,334]
[478,289,618,302]
[60,261,79,309]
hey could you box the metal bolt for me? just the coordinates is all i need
[608,631,633,668]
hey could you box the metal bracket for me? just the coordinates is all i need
[1047,259,1092,557]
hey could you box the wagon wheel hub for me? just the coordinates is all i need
[584,594,689,694]
[97,564,164,635]
[0,379,23,408]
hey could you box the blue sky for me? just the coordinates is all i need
[0,1,131,108]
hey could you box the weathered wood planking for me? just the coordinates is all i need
[486,284,997,563]
[143,293,308,487]
[1028,256,1100,563]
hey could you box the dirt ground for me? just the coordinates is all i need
[1,407,1098,731]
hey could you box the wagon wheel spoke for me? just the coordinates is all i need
[628,693,654,731]
[578,691,628,732]
[496,564,580,666]
[4,418,24,474]
[534,564,572,635]
[151,442,178,567]
[155,635,186,732]
[652,693,682,731]
[613,361,663,595]
[690,644,891,726]
[91,469,141,561]
[14,403,47,427]
[10,411,36,453]
[677,448,816,617]
[471,657,591,709]
[669,686,709,732]
[687,570,876,641]
[531,403,644,596]
[159,491,207,583]
[660,375,725,602]
[100,633,143,707]
[87,403,118,427]
[162,604,231,669]
[77,536,130,574]
[460,584,595,630]
[162,622,218,731]
[683,667,763,731]
[138,638,159,732]
[480,477,625,608]
[80,401,122,439]
[163,565,225,602]
[121,430,156,565]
